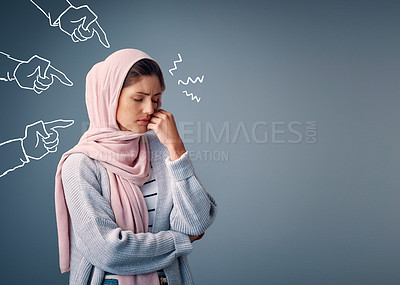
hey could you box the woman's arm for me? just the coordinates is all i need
[165,151,218,236]
[147,109,217,235]
[62,153,193,275]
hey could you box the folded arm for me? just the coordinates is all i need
[165,151,218,236]
[62,154,193,275]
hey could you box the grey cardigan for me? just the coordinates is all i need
[61,132,217,285]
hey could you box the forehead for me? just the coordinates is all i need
[128,75,162,93]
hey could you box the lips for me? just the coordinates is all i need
[137,118,150,124]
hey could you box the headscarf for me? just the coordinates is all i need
[54,49,161,284]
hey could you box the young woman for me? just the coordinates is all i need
[54,49,217,285]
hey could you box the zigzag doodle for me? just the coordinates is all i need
[169,53,182,76]
[178,75,204,85]
[182,90,201,103]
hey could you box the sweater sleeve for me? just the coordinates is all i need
[165,151,218,235]
[61,153,193,275]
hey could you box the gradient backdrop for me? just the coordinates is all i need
[0,0,399,284]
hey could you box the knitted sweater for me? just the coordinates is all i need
[61,132,217,285]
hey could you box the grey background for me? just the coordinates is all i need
[0,0,399,284]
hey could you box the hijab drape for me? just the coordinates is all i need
[54,49,161,285]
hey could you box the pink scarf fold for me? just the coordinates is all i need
[54,49,161,285]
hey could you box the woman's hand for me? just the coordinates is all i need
[189,232,205,243]
[148,109,186,161]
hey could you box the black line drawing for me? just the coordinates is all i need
[30,0,110,48]
[0,119,74,178]
[0,51,73,94]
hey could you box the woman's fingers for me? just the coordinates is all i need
[196,233,205,241]
[147,123,157,130]
[151,111,167,119]
[189,233,206,243]
[153,109,174,119]
[149,116,162,123]
[148,108,182,149]
[157,108,169,114]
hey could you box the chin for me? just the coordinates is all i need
[134,125,148,134]
[121,122,148,133]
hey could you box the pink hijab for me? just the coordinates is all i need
[54,49,161,284]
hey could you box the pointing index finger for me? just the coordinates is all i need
[44,119,74,131]
[90,21,110,48]
[48,65,73,86]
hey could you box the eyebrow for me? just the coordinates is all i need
[136,92,162,96]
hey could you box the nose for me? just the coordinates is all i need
[143,99,155,115]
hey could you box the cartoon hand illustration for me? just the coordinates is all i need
[0,119,74,178]
[22,119,74,160]
[13,55,73,94]
[57,4,110,48]
[30,0,110,48]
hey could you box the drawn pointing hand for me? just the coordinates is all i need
[22,119,74,160]
[13,55,73,94]
[58,5,110,48]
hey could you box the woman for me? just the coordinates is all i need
[54,49,217,285]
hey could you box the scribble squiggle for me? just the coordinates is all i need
[178,75,204,85]
[169,54,182,76]
[182,90,201,103]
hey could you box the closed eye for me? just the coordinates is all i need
[134,98,158,103]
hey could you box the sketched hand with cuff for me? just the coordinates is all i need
[0,51,73,94]
[30,0,110,48]
[57,5,110,48]
[14,55,73,94]
[0,119,74,178]
[22,119,74,160]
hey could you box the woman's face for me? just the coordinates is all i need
[116,75,162,133]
